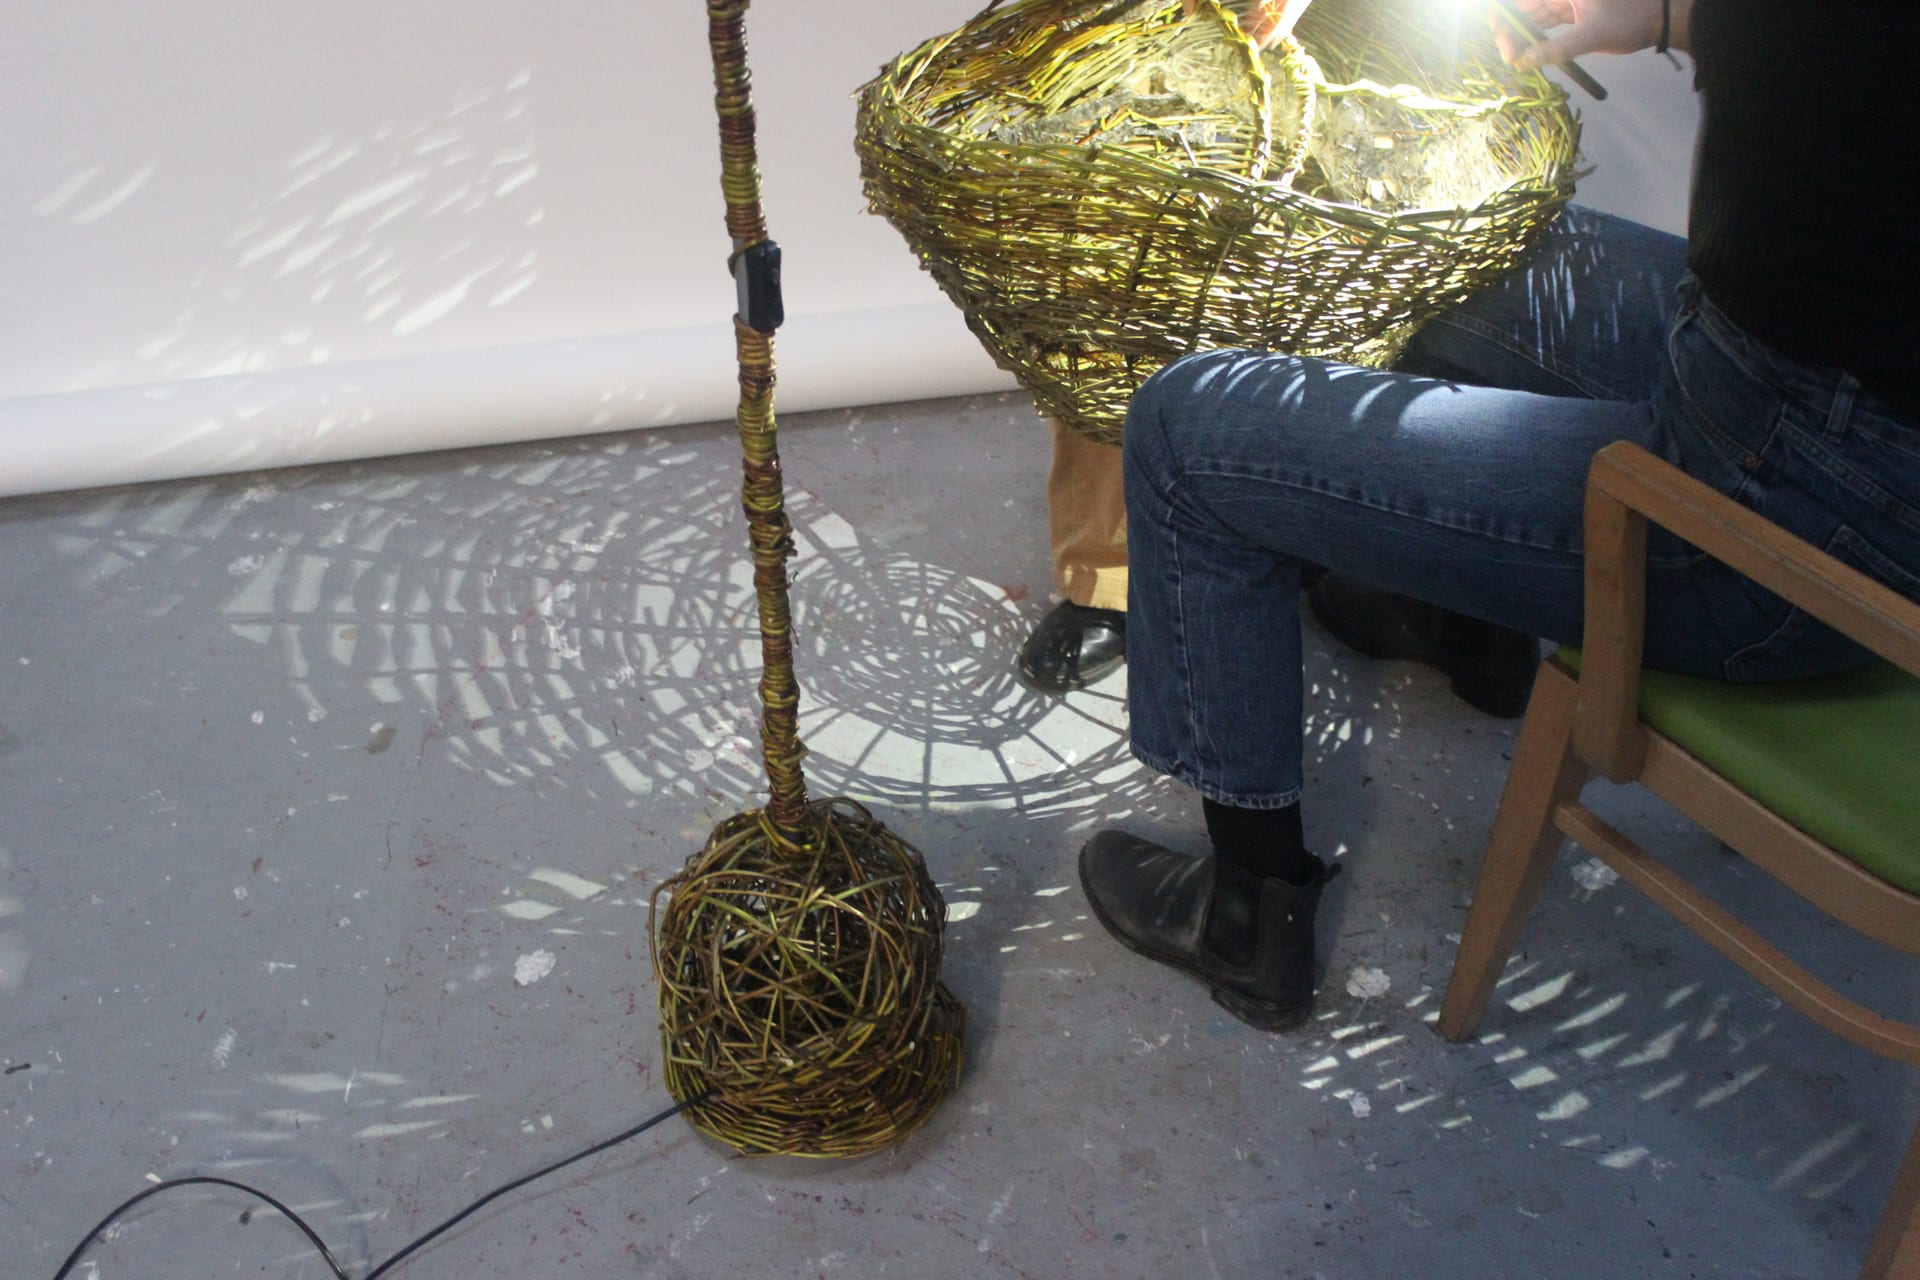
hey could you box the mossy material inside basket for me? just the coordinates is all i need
[856,0,1581,444]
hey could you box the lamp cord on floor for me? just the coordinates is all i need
[50,1090,711,1280]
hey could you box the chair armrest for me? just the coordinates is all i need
[1575,441,1920,781]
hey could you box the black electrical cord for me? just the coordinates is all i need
[50,1090,711,1280]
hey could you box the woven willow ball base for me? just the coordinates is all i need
[651,798,966,1157]
[856,0,1581,444]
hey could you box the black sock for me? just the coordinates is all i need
[1202,798,1307,885]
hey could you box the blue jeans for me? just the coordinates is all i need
[1123,207,1920,808]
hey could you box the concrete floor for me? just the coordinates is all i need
[2,391,1915,1280]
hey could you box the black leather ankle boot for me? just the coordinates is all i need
[1018,601,1125,692]
[1306,574,1538,718]
[1078,830,1339,1032]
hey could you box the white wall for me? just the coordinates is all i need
[1551,51,1698,236]
[0,2,1698,498]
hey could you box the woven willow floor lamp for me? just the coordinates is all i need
[647,0,967,1159]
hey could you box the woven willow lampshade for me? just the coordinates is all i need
[856,0,1581,444]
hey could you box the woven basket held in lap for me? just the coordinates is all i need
[856,0,1581,444]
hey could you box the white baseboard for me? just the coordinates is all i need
[0,302,1016,499]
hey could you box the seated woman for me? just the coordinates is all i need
[1081,0,1920,1030]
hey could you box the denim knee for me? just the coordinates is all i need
[1123,359,1183,494]
[1125,349,1247,486]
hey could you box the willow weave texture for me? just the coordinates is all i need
[856,0,1581,444]
[648,0,965,1159]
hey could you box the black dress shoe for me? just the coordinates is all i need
[1078,830,1339,1032]
[1306,574,1538,718]
[1018,601,1126,692]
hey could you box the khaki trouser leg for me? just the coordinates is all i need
[1047,418,1130,612]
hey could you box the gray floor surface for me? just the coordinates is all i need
[2,392,1915,1280]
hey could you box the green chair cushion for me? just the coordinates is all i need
[1557,647,1920,895]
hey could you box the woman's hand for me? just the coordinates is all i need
[1490,0,1690,69]
[1181,0,1314,50]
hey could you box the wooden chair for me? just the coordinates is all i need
[1437,441,1920,1280]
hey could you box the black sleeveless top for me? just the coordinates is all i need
[1687,0,1918,421]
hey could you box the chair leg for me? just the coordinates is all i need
[1437,663,1589,1042]
[1864,1114,1920,1280]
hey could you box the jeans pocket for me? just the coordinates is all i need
[1665,301,1788,486]
[1721,525,1920,682]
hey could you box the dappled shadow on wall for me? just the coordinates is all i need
[41,70,542,396]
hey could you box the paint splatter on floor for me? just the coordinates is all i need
[513,950,556,986]
[1346,966,1391,999]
